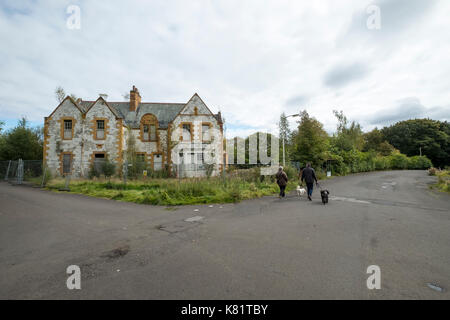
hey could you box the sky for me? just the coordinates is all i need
[0,0,449,138]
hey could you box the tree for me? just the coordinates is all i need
[331,110,364,152]
[363,127,395,156]
[55,86,66,103]
[0,117,43,160]
[290,111,329,168]
[55,86,78,103]
[381,119,449,167]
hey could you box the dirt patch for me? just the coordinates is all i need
[102,245,130,260]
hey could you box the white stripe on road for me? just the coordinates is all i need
[330,196,371,204]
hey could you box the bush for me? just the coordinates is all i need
[407,156,432,169]
[389,153,409,169]
[102,159,116,179]
[428,167,438,176]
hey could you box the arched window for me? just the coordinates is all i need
[140,114,158,142]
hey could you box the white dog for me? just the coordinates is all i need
[296,185,306,197]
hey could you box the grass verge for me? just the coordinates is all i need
[44,176,298,206]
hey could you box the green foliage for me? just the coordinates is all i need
[382,119,449,168]
[290,111,329,168]
[331,110,364,152]
[45,173,296,206]
[407,156,432,169]
[101,159,116,179]
[0,118,43,160]
[430,170,450,193]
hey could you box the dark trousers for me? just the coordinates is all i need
[279,185,286,197]
[306,182,314,196]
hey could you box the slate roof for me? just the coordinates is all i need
[77,100,218,129]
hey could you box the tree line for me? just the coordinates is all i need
[278,110,449,173]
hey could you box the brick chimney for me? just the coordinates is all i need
[129,85,141,111]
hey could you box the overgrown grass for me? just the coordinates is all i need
[429,169,450,193]
[45,174,297,206]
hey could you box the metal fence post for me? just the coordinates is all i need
[4,160,11,181]
[123,159,128,185]
[41,166,47,187]
[16,159,23,185]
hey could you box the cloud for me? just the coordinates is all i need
[323,63,369,88]
[0,0,449,138]
[367,97,450,126]
[285,95,309,107]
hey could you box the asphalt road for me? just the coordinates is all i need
[0,170,449,299]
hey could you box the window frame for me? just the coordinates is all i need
[60,152,73,175]
[60,117,75,140]
[93,118,108,140]
[180,122,193,141]
[201,122,212,142]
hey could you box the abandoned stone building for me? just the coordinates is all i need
[43,86,225,178]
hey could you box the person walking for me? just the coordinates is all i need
[276,166,288,198]
[301,163,318,201]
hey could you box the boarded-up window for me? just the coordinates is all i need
[62,154,72,174]
[154,154,162,170]
[64,120,73,139]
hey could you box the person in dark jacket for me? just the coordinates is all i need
[301,163,318,201]
[276,166,288,198]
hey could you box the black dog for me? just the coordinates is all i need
[320,189,329,204]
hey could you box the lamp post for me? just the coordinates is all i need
[282,113,300,167]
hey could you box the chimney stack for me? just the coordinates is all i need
[129,85,141,111]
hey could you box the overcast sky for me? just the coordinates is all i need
[0,0,449,137]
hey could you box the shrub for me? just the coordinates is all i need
[102,159,116,179]
[389,153,408,169]
[407,156,432,169]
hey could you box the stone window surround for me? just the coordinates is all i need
[179,122,194,141]
[92,117,109,140]
[60,117,76,140]
[140,114,159,143]
[59,151,74,175]
[201,122,213,142]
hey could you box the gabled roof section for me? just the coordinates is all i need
[84,96,121,118]
[48,96,83,118]
[178,93,216,116]
[47,93,220,129]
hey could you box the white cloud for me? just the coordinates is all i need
[0,0,449,134]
